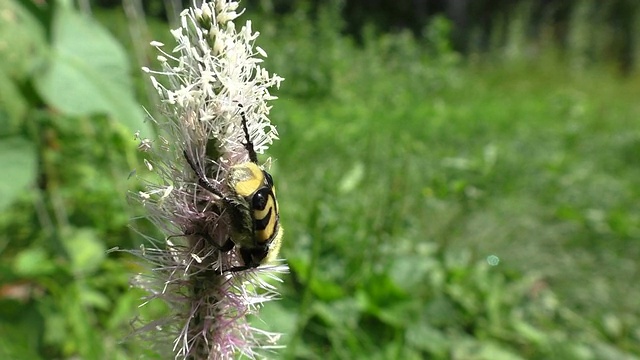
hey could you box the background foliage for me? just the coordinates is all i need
[0,0,639,359]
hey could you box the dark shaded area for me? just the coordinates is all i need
[91,0,638,72]
[241,1,637,70]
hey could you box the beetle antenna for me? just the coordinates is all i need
[238,105,258,163]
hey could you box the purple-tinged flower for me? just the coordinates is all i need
[129,1,287,358]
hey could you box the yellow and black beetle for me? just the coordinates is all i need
[184,108,283,272]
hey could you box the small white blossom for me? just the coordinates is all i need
[129,1,287,359]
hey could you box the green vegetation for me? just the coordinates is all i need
[1,1,639,359]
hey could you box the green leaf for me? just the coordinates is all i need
[338,162,365,194]
[0,1,46,132]
[62,228,106,275]
[0,0,47,80]
[511,318,550,349]
[14,247,56,277]
[78,286,110,310]
[0,137,36,210]
[34,6,148,133]
[0,70,28,134]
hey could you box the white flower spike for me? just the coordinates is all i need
[130,1,287,359]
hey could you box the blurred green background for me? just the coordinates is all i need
[1,0,639,359]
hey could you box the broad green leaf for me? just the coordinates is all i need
[0,0,46,132]
[0,0,47,79]
[0,137,36,210]
[34,6,148,134]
